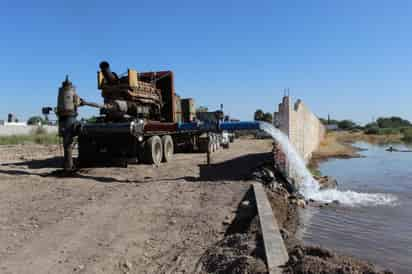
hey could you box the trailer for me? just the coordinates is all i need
[52,61,226,170]
[75,120,224,168]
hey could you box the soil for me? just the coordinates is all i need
[310,132,362,170]
[0,139,396,274]
[197,191,267,274]
[283,246,394,274]
[0,140,272,274]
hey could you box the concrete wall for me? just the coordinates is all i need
[0,125,58,136]
[274,96,325,162]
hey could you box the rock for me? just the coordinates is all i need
[288,194,297,200]
[295,247,304,258]
[240,200,250,208]
[124,260,132,270]
[251,166,275,184]
[222,215,232,225]
[74,264,84,271]
[222,220,231,225]
[332,200,340,205]
[119,260,132,273]
[280,228,290,239]
[297,199,306,208]
[318,176,338,190]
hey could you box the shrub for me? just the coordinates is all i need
[337,120,357,130]
[379,128,400,135]
[377,116,411,128]
[27,116,45,125]
[402,128,412,142]
[365,127,401,135]
[365,127,379,135]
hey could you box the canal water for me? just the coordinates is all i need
[301,142,412,274]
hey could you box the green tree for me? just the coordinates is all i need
[27,116,44,125]
[364,122,378,129]
[262,112,273,123]
[337,120,356,130]
[376,116,411,128]
[254,109,264,121]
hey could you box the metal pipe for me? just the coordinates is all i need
[63,135,73,170]
[80,99,104,109]
[219,121,261,131]
[99,61,118,84]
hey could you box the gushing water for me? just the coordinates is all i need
[259,122,397,206]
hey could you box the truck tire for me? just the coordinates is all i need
[161,135,174,162]
[144,136,163,165]
[208,142,213,153]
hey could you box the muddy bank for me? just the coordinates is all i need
[283,246,394,274]
[312,130,405,168]
[311,132,362,168]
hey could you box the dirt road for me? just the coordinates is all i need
[0,139,272,274]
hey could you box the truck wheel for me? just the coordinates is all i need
[161,135,174,162]
[144,136,163,165]
[208,142,213,153]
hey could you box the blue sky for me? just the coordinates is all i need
[1,0,412,124]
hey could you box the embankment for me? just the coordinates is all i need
[310,130,405,169]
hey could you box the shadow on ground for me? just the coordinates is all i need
[2,157,63,169]
[0,152,273,184]
[182,152,272,182]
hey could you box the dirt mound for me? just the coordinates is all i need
[198,233,267,274]
[197,188,268,274]
[283,246,394,274]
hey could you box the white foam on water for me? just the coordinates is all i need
[259,122,397,207]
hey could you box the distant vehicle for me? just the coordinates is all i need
[228,132,235,143]
[221,131,230,148]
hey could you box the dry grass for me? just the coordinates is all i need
[312,132,360,160]
[334,131,402,144]
[309,130,403,174]
[0,130,60,145]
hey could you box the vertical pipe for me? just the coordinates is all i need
[63,136,73,170]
